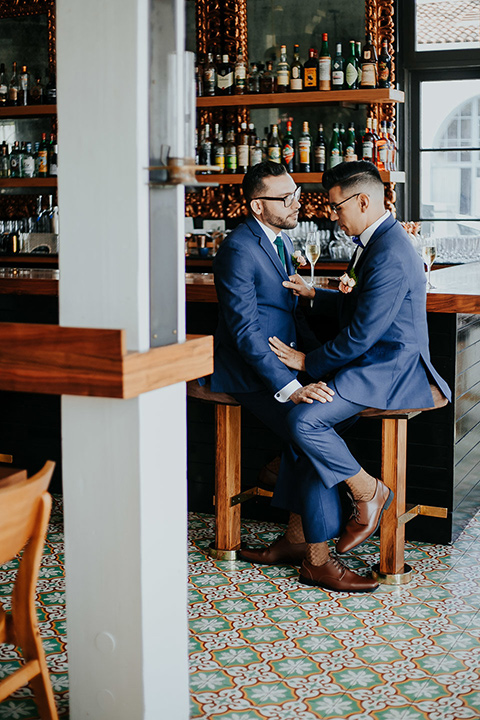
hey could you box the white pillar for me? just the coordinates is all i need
[57,0,189,718]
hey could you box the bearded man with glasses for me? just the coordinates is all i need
[211,160,379,592]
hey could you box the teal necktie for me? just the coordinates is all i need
[274,236,286,267]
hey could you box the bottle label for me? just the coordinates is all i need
[214,148,225,171]
[235,66,246,80]
[204,68,216,84]
[344,147,356,161]
[38,150,48,173]
[249,147,262,166]
[0,84,7,95]
[299,140,311,164]
[314,146,326,164]
[345,63,358,86]
[362,141,373,160]
[23,157,35,177]
[9,88,17,102]
[10,157,18,169]
[379,145,388,162]
[282,142,295,165]
[364,50,371,60]
[319,58,331,81]
[304,68,317,87]
[330,149,342,167]
[332,70,344,86]
[268,146,281,163]
[291,67,301,79]
[290,76,303,90]
[277,68,289,86]
[378,62,390,81]
[361,64,376,86]
[20,76,28,90]
[217,72,233,89]
[226,152,237,171]
[49,161,58,176]
[237,145,249,166]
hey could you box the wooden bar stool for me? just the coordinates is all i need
[187,380,273,560]
[358,384,449,584]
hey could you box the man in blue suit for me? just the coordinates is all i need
[212,161,380,592]
[267,160,451,589]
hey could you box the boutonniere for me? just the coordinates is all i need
[291,251,307,270]
[339,269,357,292]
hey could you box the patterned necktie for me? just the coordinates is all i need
[274,236,286,267]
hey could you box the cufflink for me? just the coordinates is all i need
[290,342,296,348]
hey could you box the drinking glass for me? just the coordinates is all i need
[305,231,321,287]
[421,240,437,289]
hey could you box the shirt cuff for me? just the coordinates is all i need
[275,379,302,403]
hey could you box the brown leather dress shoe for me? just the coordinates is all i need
[336,479,393,555]
[239,534,307,566]
[299,557,379,592]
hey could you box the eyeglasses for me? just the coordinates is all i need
[253,186,302,208]
[330,192,362,214]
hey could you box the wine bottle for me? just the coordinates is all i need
[290,44,303,92]
[212,123,225,173]
[234,47,247,94]
[387,121,397,171]
[332,43,345,90]
[249,136,263,167]
[299,121,312,172]
[9,140,20,178]
[276,45,290,92]
[267,124,282,163]
[344,122,357,161]
[30,74,44,104]
[195,56,203,97]
[260,61,275,93]
[378,40,391,89]
[356,42,363,86]
[8,62,19,106]
[329,123,342,168]
[23,142,35,178]
[203,52,217,96]
[361,117,376,163]
[199,123,212,171]
[314,123,327,172]
[360,34,378,89]
[0,64,7,106]
[376,120,389,171]
[0,144,9,178]
[345,41,358,90]
[225,127,238,173]
[19,65,29,106]
[247,63,260,94]
[282,120,296,171]
[237,122,250,172]
[319,33,331,91]
[303,48,319,91]
[38,132,49,177]
[217,54,234,95]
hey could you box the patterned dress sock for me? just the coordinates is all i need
[285,512,306,544]
[345,468,377,501]
[306,541,330,566]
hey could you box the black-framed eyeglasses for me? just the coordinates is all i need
[330,192,363,214]
[253,186,302,208]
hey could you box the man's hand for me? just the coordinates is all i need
[339,272,356,294]
[289,382,335,404]
[269,336,306,371]
[282,274,315,299]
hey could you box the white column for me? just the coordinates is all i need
[56,0,189,718]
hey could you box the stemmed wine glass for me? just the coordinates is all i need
[305,231,321,287]
[421,239,437,290]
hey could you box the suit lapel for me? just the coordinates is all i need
[352,214,396,277]
[245,216,290,280]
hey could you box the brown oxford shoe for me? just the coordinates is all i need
[336,479,393,555]
[239,534,307,566]
[299,557,379,592]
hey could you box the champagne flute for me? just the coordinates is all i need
[421,241,437,290]
[305,231,321,287]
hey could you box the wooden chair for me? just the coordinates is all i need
[0,461,59,720]
[187,380,272,560]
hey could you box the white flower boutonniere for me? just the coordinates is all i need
[339,270,357,294]
[291,251,307,270]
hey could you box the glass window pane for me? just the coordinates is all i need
[415,0,480,51]
[419,221,480,263]
[420,151,480,229]
[421,81,480,149]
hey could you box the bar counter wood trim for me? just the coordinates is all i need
[0,324,213,398]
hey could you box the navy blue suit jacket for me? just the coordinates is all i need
[211,215,319,395]
[306,214,451,409]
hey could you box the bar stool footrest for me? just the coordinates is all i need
[230,486,274,507]
[398,504,448,526]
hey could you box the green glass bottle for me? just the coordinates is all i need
[329,123,342,168]
[345,40,358,90]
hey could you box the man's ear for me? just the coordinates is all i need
[359,193,370,212]
[250,199,262,216]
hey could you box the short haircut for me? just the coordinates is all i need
[322,160,384,196]
[242,161,287,205]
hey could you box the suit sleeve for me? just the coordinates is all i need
[214,242,300,394]
[305,254,409,380]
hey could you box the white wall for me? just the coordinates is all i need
[57,0,189,717]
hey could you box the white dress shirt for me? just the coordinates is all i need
[350,210,390,271]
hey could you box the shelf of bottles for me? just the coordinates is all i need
[0,104,57,118]
[197,88,404,109]
[195,170,405,184]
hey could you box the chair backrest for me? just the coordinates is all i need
[0,461,55,567]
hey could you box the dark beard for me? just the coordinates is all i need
[263,206,299,230]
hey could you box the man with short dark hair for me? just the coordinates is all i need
[266,160,451,589]
[212,160,380,592]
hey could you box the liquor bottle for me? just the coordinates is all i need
[195,57,203,97]
[290,44,303,92]
[360,34,378,89]
[339,123,347,155]
[250,137,263,166]
[387,121,397,171]
[345,41,358,90]
[45,71,57,104]
[329,123,342,168]
[361,117,377,163]
[212,124,225,173]
[332,43,345,90]
[225,127,237,173]
[303,48,319,91]
[299,121,312,172]
[282,120,296,171]
[217,54,234,95]
[18,141,26,176]
[376,120,389,171]
[356,41,363,86]
[30,74,44,104]
[314,123,327,172]
[203,52,217,96]
[8,62,19,106]
[378,40,392,89]
[38,132,49,177]
[276,45,290,92]
[237,122,250,172]
[267,124,282,163]
[9,141,20,178]
[319,33,331,91]
[0,64,7,106]
[34,141,41,176]
[260,60,275,93]
[0,144,9,178]
[247,63,260,94]
[23,142,35,178]
[234,47,247,94]
[199,123,212,171]
[344,122,357,161]
[19,65,29,105]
